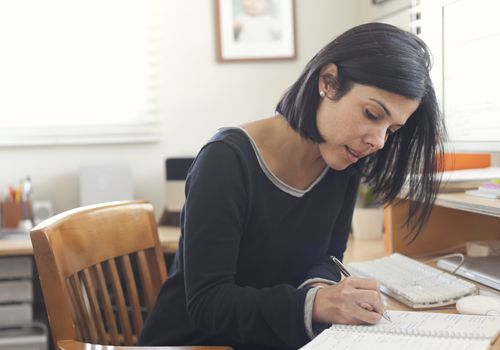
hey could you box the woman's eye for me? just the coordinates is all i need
[365,110,378,121]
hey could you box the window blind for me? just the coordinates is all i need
[0,0,162,146]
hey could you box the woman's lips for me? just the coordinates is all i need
[345,146,360,163]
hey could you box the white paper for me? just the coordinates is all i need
[332,311,500,339]
[300,311,500,350]
[300,330,490,350]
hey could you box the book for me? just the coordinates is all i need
[401,168,500,194]
[465,189,500,199]
[300,311,500,350]
[465,181,500,199]
[478,182,500,193]
[438,167,500,193]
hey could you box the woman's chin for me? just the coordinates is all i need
[323,158,350,171]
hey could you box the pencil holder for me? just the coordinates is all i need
[1,201,32,229]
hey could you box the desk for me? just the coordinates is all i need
[0,226,389,258]
[0,226,181,256]
[157,226,182,254]
[0,226,384,259]
[1,229,499,348]
[0,239,32,256]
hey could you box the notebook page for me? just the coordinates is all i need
[300,329,490,350]
[329,311,500,340]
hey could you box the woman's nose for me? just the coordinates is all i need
[365,128,386,151]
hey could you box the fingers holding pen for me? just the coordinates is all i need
[340,277,385,324]
[312,277,386,325]
[351,277,386,315]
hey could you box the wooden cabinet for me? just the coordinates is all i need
[0,256,47,350]
[386,193,500,256]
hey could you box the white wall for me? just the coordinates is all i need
[0,1,363,218]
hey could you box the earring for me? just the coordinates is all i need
[319,91,325,97]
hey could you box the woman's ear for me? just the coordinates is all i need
[318,63,339,96]
[319,63,338,77]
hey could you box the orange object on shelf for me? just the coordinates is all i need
[438,153,491,171]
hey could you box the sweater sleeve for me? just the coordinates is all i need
[183,141,310,349]
[302,172,361,282]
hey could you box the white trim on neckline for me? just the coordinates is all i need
[218,126,329,198]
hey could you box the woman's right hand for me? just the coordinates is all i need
[312,277,385,325]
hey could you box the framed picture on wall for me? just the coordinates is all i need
[215,0,296,62]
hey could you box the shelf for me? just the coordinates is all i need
[435,192,500,217]
[386,193,500,256]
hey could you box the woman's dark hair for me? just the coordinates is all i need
[276,23,446,241]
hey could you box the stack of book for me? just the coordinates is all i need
[439,167,500,193]
[465,180,500,199]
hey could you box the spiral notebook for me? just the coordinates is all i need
[301,311,500,350]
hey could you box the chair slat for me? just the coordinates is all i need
[82,268,108,344]
[120,255,144,335]
[77,271,100,344]
[65,277,84,341]
[63,275,83,340]
[67,274,94,342]
[137,250,155,311]
[94,263,120,345]
[107,258,134,345]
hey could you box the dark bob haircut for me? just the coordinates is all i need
[276,23,446,240]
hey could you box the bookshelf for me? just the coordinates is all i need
[386,192,500,256]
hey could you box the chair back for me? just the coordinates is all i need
[31,201,168,347]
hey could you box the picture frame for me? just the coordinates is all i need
[214,0,296,62]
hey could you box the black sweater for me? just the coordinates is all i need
[139,128,361,349]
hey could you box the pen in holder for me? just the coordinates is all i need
[1,177,33,231]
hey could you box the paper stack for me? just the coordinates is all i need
[439,167,500,192]
[465,180,500,199]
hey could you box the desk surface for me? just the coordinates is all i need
[0,226,181,257]
[0,226,384,258]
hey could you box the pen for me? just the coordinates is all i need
[330,256,392,323]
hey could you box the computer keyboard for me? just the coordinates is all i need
[348,253,479,308]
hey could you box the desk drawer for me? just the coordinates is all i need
[0,304,32,327]
[0,344,45,350]
[0,325,47,350]
[0,280,33,303]
[0,257,32,279]
[0,337,46,350]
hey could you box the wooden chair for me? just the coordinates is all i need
[31,201,231,350]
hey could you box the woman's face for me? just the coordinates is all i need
[316,65,420,171]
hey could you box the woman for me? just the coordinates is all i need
[139,23,445,349]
